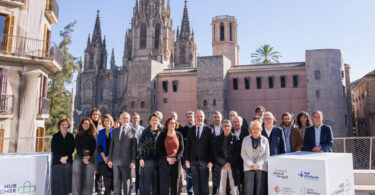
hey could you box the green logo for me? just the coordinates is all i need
[17,181,36,195]
[345,179,351,193]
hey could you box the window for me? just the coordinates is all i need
[343,86,346,97]
[140,23,147,49]
[172,80,178,92]
[0,14,15,52]
[42,24,51,57]
[229,22,233,41]
[203,100,208,106]
[163,98,168,103]
[233,78,238,90]
[162,81,168,93]
[141,101,145,108]
[341,70,344,79]
[293,75,298,88]
[315,70,321,80]
[131,101,135,108]
[154,23,160,49]
[316,90,320,98]
[244,77,250,90]
[220,23,225,41]
[153,81,156,89]
[153,96,156,104]
[213,99,216,106]
[89,54,94,69]
[280,76,286,88]
[256,77,262,89]
[268,76,274,89]
[180,47,186,64]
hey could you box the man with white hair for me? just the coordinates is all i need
[261,111,286,156]
[185,110,214,195]
[303,110,333,152]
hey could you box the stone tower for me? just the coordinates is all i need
[123,0,175,67]
[84,10,107,72]
[212,15,239,66]
[305,49,351,136]
[174,0,196,68]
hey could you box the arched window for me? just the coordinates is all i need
[229,22,233,41]
[180,47,185,64]
[89,54,94,69]
[154,23,160,49]
[140,23,147,48]
[220,23,225,41]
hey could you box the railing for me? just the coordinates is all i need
[0,33,63,66]
[46,0,59,21]
[0,95,13,114]
[333,137,375,170]
[40,97,50,115]
[1,136,53,153]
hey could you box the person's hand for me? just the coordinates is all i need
[140,160,145,168]
[251,163,259,170]
[60,156,67,164]
[129,163,135,168]
[167,157,176,165]
[108,162,113,168]
[185,161,190,168]
[207,162,213,169]
[82,158,88,165]
[103,157,108,164]
[312,146,321,152]
[224,162,230,168]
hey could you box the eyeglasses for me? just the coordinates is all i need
[264,118,273,121]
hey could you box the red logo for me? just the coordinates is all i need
[274,185,281,193]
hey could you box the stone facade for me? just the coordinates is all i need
[75,0,352,136]
[0,0,63,153]
[353,70,375,136]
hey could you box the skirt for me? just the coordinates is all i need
[51,163,72,195]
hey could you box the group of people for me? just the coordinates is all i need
[51,106,334,195]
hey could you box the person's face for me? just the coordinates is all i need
[313,113,323,127]
[60,121,68,132]
[213,114,222,125]
[150,116,160,128]
[195,112,204,125]
[300,115,308,126]
[82,120,90,131]
[186,114,194,124]
[256,109,264,117]
[114,121,120,128]
[229,112,237,120]
[120,113,130,125]
[250,125,262,138]
[263,114,273,127]
[232,118,241,130]
[91,112,100,121]
[103,118,111,128]
[170,113,178,121]
[282,115,291,127]
[132,115,140,126]
[168,119,176,131]
[222,122,231,135]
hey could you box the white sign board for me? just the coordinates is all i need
[268,152,354,195]
[0,153,51,195]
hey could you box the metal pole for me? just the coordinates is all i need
[343,138,346,153]
[370,138,373,170]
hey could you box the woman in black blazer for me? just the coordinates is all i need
[156,117,184,195]
[51,118,75,195]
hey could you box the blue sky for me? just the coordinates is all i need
[52,0,375,89]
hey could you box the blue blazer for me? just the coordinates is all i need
[97,128,113,162]
[303,125,333,152]
[261,126,286,156]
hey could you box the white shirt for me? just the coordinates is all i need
[314,124,322,147]
[119,125,130,140]
[214,125,221,136]
[132,124,145,144]
[234,128,241,138]
[264,126,273,137]
[196,125,204,138]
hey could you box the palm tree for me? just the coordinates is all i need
[250,44,282,64]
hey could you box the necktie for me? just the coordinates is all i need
[120,127,126,141]
[196,126,200,139]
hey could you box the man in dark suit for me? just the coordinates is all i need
[261,112,286,156]
[108,112,137,195]
[209,111,223,195]
[185,110,214,195]
[180,111,195,195]
[303,110,334,152]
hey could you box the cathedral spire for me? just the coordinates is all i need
[166,0,170,18]
[92,10,102,44]
[110,48,115,67]
[87,34,91,47]
[180,0,191,39]
[176,26,179,39]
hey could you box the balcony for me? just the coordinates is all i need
[37,97,50,119]
[0,33,63,73]
[0,0,24,7]
[45,0,59,24]
[0,95,14,118]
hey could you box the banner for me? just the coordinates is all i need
[0,153,51,195]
